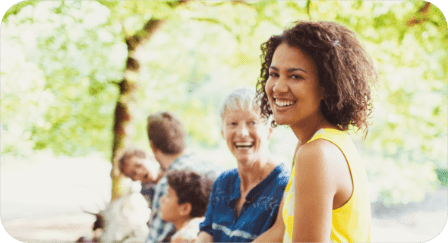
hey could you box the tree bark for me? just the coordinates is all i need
[110,18,163,201]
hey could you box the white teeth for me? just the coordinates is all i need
[275,99,295,107]
[235,142,253,149]
[235,142,253,146]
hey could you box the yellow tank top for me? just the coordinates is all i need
[282,128,371,242]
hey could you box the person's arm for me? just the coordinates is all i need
[252,198,285,242]
[196,231,213,243]
[291,140,343,242]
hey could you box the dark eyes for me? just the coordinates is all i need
[291,75,303,80]
[269,72,279,78]
[228,121,257,126]
[268,72,302,80]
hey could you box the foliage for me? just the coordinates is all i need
[1,0,446,205]
[2,1,125,157]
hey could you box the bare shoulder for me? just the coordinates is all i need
[297,139,345,168]
[295,139,347,188]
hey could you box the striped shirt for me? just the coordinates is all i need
[199,163,289,242]
[146,153,220,243]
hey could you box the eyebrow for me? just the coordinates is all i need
[269,66,307,73]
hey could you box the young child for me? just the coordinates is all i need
[159,170,213,243]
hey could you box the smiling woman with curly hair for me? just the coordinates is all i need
[254,21,377,242]
[257,21,377,135]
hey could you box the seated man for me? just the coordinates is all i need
[159,170,213,243]
[145,111,220,243]
[119,147,161,205]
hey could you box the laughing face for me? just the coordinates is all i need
[266,42,323,128]
[122,156,150,182]
[122,155,160,182]
[221,107,272,165]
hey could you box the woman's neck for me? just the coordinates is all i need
[290,114,338,145]
[238,156,276,194]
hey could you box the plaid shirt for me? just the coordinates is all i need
[146,153,219,243]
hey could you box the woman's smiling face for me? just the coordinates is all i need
[221,107,272,166]
[266,42,323,128]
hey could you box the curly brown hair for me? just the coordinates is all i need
[167,170,214,218]
[256,20,377,137]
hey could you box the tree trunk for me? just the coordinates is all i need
[110,19,163,201]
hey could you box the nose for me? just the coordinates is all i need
[272,77,288,93]
[236,123,249,137]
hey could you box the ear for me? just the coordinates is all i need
[179,202,192,217]
[221,127,225,139]
[149,140,157,153]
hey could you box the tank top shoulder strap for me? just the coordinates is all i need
[307,128,348,145]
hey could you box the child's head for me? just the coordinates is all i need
[160,170,213,225]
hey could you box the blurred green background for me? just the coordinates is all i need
[1,0,447,206]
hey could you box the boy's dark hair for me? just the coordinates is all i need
[147,111,186,154]
[256,20,377,138]
[118,147,146,173]
[166,170,213,218]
